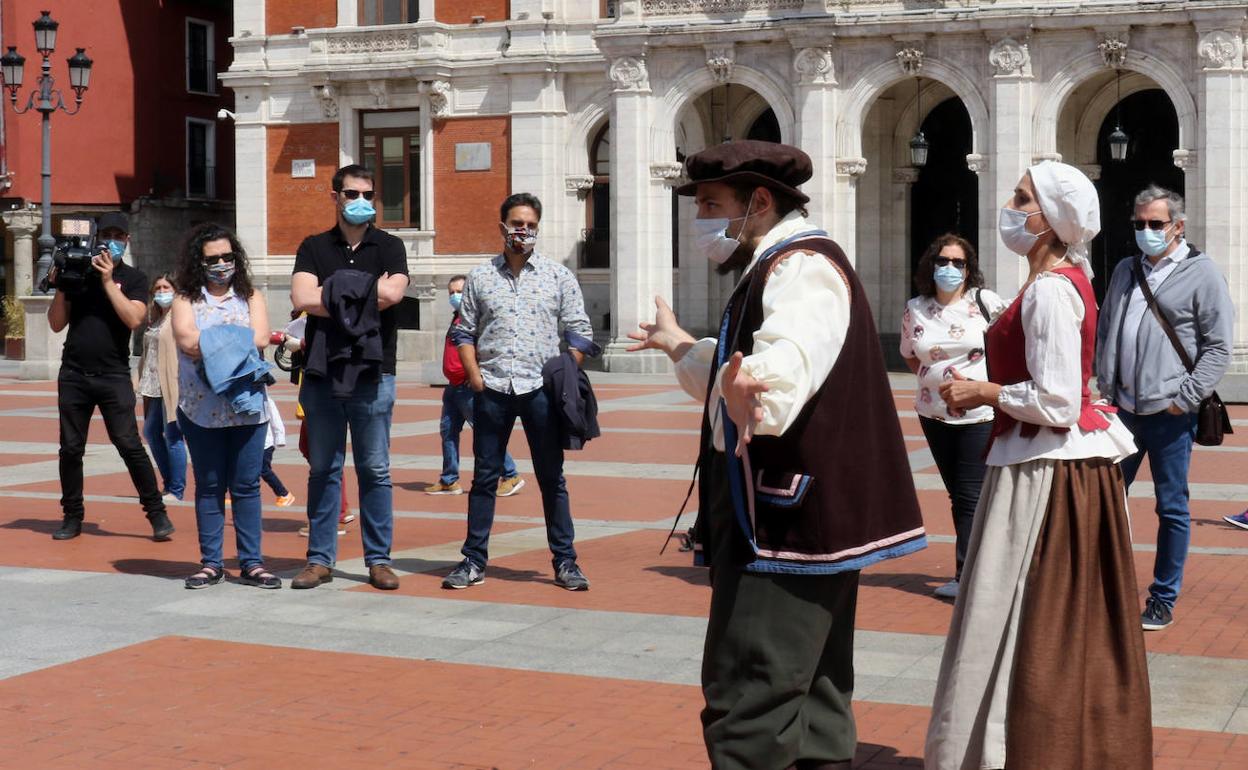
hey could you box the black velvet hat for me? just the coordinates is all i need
[675,140,812,204]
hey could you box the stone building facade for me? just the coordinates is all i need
[225,0,1247,385]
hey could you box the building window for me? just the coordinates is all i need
[360,110,422,229]
[186,118,216,199]
[186,18,215,95]
[359,0,419,25]
[582,123,610,269]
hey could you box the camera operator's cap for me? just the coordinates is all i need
[675,140,812,205]
[97,212,130,234]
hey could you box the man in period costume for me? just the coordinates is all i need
[628,140,926,770]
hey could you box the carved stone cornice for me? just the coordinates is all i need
[705,45,734,84]
[892,167,921,185]
[566,175,596,198]
[642,0,803,16]
[321,29,420,55]
[965,154,988,174]
[836,157,867,178]
[1198,29,1244,71]
[608,56,650,93]
[793,47,835,86]
[988,38,1031,78]
[1173,149,1197,171]
[650,161,685,185]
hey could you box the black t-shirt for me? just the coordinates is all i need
[62,261,148,375]
[293,224,409,374]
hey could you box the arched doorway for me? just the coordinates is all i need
[909,97,978,284]
[583,122,611,269]
[1091,89,1182,298]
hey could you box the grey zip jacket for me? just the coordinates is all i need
[1095,245,1235,415]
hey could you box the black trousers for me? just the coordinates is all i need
[700,453,859,770]
[918,416,992,580]
[58,366,165,519]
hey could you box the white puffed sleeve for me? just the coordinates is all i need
[996,274,1085,428]
[722,251,851,438]
[674,337,718,403]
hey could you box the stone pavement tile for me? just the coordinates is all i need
[596,409,703,431]
[392,425,701,466]
[1139,550,1248,660]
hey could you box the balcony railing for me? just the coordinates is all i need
[641,0,804,16]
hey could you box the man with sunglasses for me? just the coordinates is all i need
[289,164,410,591]
[1096,184,1234,631]
[46,211,175,541]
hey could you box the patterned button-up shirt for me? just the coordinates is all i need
[453,252,597,395]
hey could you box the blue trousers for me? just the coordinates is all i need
[439,383,517,485]
[177,410,266,571]
[142,396,187,499]
[1118,409,1198,609]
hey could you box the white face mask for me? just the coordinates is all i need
[998,207,1051,256]
[693,198,754,265]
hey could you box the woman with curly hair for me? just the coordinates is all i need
[170,223,279,589]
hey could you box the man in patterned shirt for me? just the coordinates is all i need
[443,193,599,591]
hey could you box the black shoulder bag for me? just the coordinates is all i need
[1131,259,1233,446]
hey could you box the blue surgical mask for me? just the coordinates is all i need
[933,265,966,293]
[449,292,462,311]
[1136,226,1175,257]
[206,263,235,286]
[342,197,376,225]
[153,291,174,308]
[105,239,126,262]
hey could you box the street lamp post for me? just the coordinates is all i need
[1,10,93,295]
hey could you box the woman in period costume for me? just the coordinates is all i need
[924,161,1152,770]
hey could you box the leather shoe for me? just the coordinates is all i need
[148,511,175,541]
[368,563,400,590]
[52,517,83,540]
[290,563,333,589]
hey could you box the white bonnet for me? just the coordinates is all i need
[1027,160,1101,279]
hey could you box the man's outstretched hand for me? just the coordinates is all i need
[627,296,695,359]
[722,352,768,457]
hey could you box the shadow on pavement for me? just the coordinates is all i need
[859,571,951,601]
[112,556,308,580]
[0,518,151,540]
[856,742,923,768]
[644,565,710,587]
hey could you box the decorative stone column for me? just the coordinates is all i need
[792,46,838,237]
[1195,24,1248,379]
[985,35,1035,296]
[18,295,66,380]
[600,54,673,373]
[1,209,40,296]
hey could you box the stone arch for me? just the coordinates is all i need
[1069,71,1162,164]
[1034,49,1196,157]
[566,92,610,177]
[652,64,796,162]
[890,80,958,168]
[836,56,988,159]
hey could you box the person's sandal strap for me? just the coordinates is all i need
[243,565,281,588]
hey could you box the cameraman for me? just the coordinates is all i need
[47,211,175,541]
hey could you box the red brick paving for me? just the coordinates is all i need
[1,637,1245,770]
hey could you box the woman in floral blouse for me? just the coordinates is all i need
[900,234,1007,599]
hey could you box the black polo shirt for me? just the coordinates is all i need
[293,224,409,375]
[62,261,148,375]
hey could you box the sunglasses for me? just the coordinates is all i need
[934,257,967,269]
[1132,219,1172,231]
[339,189,376,201]
[202,253,237,265]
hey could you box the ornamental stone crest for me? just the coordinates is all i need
[367,80,389,108]
[835,157,868,178]
[650,162,685,185]
[1198,30,1244,71]
[421,80,451,118]
[565,175,595,198]
[705,46,735,84]
[1173,149,1197,170]
[896,46,924,77]
[988,38,1030,78]
[608,56,649,92]
[312,83,338,119]
[642,0,802,15]
[893,167,921,185]
[1098,32,1129,70]
[965,154,988,174]
[793,47,834,85]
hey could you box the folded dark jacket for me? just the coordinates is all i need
[198,324,271,416]
[305,269,383,399]
[541,351,600,451]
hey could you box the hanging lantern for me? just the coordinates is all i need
[909,77,929,168]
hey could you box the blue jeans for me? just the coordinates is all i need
[142,397,187,499]
[463,386,576,569]
[439,383,517,485]
[176,410,266,571]
[1118,409,1198,609]
[302,373,395,568]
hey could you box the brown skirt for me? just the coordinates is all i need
[1005,457,1152,769]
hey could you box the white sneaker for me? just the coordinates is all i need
[161,492,180,504]
[933,580,960,599]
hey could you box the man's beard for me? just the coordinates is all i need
[714,240,755,276]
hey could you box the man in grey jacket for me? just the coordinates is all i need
[1095,185,1235,632]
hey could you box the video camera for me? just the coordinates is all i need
[40,217,104,295]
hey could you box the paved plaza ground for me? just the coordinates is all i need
[1,371,1247,769]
